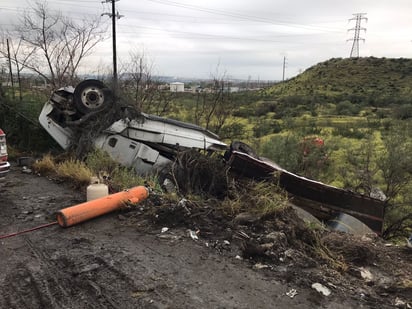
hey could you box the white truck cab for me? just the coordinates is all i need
[39,80,227,175]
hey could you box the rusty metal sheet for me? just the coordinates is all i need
[228,150,385,235]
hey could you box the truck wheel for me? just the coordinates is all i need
[73,79,112,114]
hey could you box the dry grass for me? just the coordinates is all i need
[33,154,93,188]
[33,151,160,192]
[313,232,348,272]
[221,180,289,216]
[57,159,93,187]
[399,279,412,289]
[33,154,57,175]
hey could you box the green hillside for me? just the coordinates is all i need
[266,57,412,106]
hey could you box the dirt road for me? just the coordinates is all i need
[0,166,410,308]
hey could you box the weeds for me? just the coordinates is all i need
[110,166,147,191]
[312,232,348,272]
[57,159,93,187]
[34,154,93,188]
[85,148,160,191]
[221,180,288,216]
[85,148,119,175]
[33,154,57,175]
[33,151,163,192]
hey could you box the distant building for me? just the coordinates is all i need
[190,85,203,93]
[224,86,239,93]
[169,82,184,92]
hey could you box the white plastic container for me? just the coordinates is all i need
[87,183,109,201]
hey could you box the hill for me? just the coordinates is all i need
[266,57,412,106]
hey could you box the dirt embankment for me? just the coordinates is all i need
[1,165,411,309]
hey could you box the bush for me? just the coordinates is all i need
[110,166,147,191]
[260,134,330,179]
[335,100,361,116]
[218,122,246,140]
[260,135,301,172]
[85,148,149,191]
[393,104,412,120]
[85,148,119,175]
[254,101,277,116]
[253,120,282,138]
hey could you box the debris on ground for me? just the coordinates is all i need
[1,164,412,308]
[311,283,331,296]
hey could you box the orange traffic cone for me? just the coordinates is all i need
[56,186,149,227]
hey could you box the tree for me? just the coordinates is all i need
[339,135,380,195]
[339,129,412,239]
[193,69,236,135]
[119,48,175,115]
[10,1,106,88]
[378,129,412,239]
[0,36,35,100]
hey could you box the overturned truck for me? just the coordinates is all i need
[39,80,385,235]
[39,80,227,175]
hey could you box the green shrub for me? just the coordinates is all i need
[393,104,412,120]
[335,100,361,116]
[110,166,148,191]
[219,122,247,140]
[85,148,119,175]
[253,120,282,138]
[260,135,301,172]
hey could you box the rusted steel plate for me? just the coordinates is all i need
[228,150,385,235]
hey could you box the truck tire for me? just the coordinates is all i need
[73,79,112,114]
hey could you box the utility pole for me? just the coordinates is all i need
[6,39,15,98]
[348,13,367,58]
[102,0,124,100]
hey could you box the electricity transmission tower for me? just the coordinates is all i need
[102,0,124,96]
[347,13,367,58]
[282,56,287,81]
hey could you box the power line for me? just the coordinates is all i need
[116,24,310,43]
[144,0,343,33]
[347,13,367,58]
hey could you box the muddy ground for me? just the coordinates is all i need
[1,164,411,309]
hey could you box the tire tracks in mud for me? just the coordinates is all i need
[2,236,69,309]
[0,235,158,309]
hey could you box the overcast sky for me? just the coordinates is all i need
[1,0,412,81]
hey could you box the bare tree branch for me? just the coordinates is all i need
[10,0,107,88]
[118,48,175,115]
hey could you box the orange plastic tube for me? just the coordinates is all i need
[56,186,149,227]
